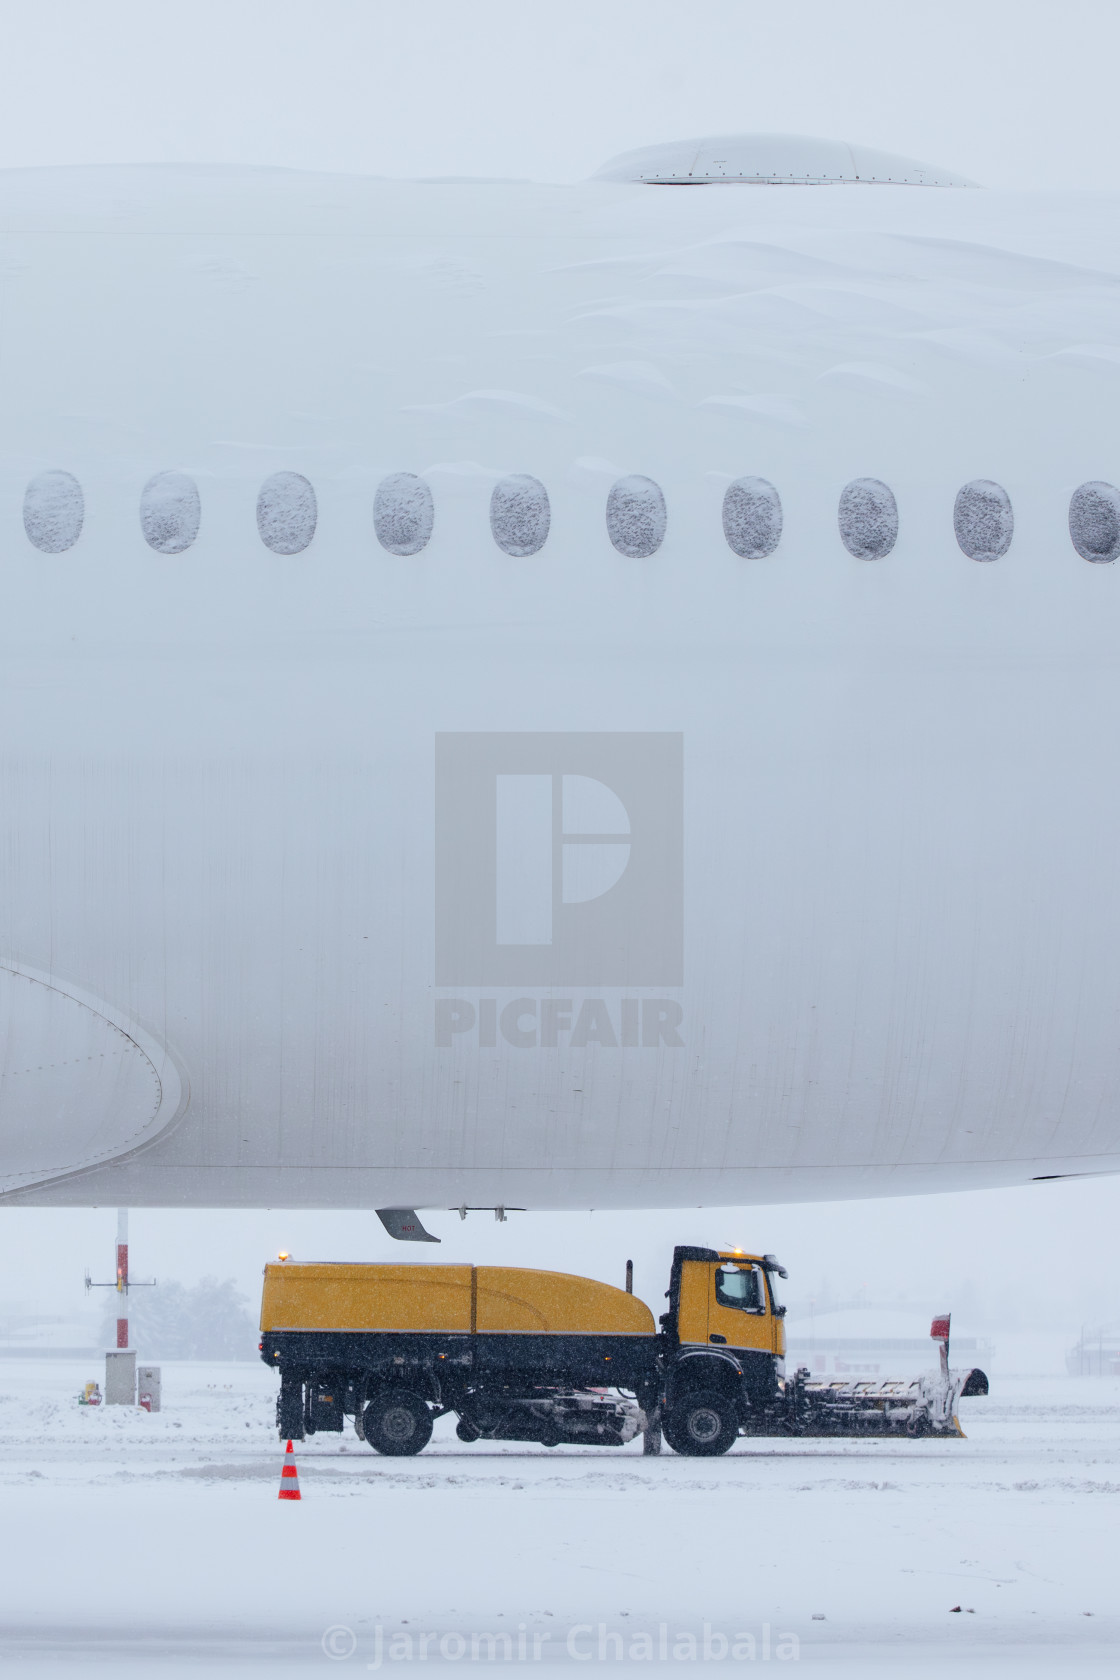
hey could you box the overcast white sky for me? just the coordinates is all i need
[1,1,1119,1361]
[0,0,1115,189]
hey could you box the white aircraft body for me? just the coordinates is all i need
[3,135,1120,1215]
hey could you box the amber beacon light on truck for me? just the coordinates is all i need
[258,1247,987,1456]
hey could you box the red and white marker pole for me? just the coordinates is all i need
[116,1208,129,1349]
[930,1312,951,1381]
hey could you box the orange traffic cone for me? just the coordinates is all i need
[278,1439,301,1501]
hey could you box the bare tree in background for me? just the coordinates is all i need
[100,1277,256,1360]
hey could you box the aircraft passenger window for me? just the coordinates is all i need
[23,470,84,553]
[140,471,201,554]
[722,476,782,557]
[953,479,1012,561]
[257,471,317,554]
[714,1266,764,1312]
[606,475,666,557]
[1069,481,1120,564]
[491,474,550,556]
[838,478,897,559]
[374,472,434,556]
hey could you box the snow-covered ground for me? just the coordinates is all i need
[0,1359,1115,1676]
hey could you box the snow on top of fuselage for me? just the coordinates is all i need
[1,163,1119,438]
[0,161,1112,268]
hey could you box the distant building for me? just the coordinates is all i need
[1066,1330,1120,1376]
[785,1307,994,1379]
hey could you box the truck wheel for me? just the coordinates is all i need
[362,1390,434,1456]
[664,1390,738,1457]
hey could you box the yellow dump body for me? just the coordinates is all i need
[261,1263,473,1333]
[260,1262,656,1337]
[475,1267,654,1334]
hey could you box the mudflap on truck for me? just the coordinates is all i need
[277,1372,305,1440]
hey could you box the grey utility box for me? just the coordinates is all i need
[105,1349,136,1405]
[137,1365,161,1412]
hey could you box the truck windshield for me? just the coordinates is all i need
[714,1266,764,1312]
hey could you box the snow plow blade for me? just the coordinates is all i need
[776,1315,988,1438]
[782,1365,986,1436]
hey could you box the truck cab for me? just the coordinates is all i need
[658,1245,787,1453]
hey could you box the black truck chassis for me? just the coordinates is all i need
[261,1325,786,1455]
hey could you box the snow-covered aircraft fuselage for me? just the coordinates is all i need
[3,136,1119,1210]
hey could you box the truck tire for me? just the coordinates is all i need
[663,1390,739,1457]
[362,1390,434,1456]
[277,1375,305,1441]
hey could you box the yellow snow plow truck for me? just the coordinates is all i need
[259,1247,987,1457]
